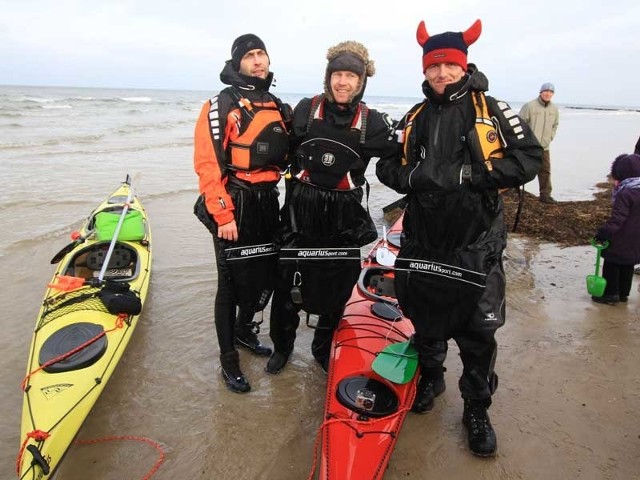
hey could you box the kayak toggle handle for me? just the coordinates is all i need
[26,444,50,475]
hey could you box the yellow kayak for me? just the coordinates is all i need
[18,176,152,479]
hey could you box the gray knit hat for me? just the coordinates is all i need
[540,82,555,93]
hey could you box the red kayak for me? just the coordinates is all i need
[310,215,419,480]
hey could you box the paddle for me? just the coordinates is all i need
[97,174,137,283]
[50,230,94,264]
[382,196,408,214]
[372,340,418,384]
[382,196,408,225]
[586,238,609,297]
[375,225,396,267]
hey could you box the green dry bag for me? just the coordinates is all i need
[95,210,145,241]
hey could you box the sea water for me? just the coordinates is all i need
[1,84,639,256]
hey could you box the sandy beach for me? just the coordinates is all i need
[3,190,639,480]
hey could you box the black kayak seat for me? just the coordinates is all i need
[369,274,396,298]
[85,246,132,270]
[357,267,398,303]
[39,322,108,373]
[336,375,399,418]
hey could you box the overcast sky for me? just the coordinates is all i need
[1,0,639,107]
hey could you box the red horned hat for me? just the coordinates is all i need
[416,19,482,72]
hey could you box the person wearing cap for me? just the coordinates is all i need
[376,19,542,457]
[593,153,640,304]
[519,83,560,203]
[265,41,394,375]
[193,33,292,393]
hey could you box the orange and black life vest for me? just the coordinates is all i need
[470,91,505,171]
[399,91,506,180]
[212,87,290,172]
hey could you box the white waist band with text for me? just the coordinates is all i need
[280,247,361,261]
[395,257,486,288]
[225,243,277,261]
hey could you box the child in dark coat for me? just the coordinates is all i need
[593,153,640,304]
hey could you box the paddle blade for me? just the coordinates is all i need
[375,246,396,267]
[48,275,86,292]
[51,239,82,264]
[372,341,418,384]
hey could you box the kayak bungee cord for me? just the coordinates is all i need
[307,390,417,480]
[17,175,155,479]
[21,313,127,391]
[17,313,128,478]
[16,312,165,480]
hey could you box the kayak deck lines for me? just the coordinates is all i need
[313,214,420,480]
[17,176,155,479]
[21,313,127,390]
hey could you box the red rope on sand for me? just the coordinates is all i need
[75,435,165,480]
[21,314,127,391]
[16,430,50,476]
[16,432,165,480]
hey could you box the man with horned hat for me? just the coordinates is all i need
[377,19,542,456]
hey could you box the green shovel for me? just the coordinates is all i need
[372,340,418,384]
[586,238,609,297]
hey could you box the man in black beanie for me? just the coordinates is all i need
[231,34,268,71]
[193,34,291,394]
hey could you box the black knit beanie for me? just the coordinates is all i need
[231,34,267,70]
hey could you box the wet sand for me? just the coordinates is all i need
[2,191,639,479]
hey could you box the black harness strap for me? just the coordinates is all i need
[306,95,368,144]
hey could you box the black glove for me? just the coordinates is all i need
[470,162,494,190]
[594,227,611,243]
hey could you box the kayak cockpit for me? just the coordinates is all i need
[357,267,404,324]
[358,266,396,300]
[63,242,140,282]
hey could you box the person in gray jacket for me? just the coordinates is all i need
[519,83,560,203]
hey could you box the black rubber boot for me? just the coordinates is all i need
[235,328,273,357]
[411,375,446,413]
[220,350,251,393]
[462,400,497,457]
[265,351,291,375]
[591,294,619,305]
[235,315,273,357]
[316,356,329,375]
